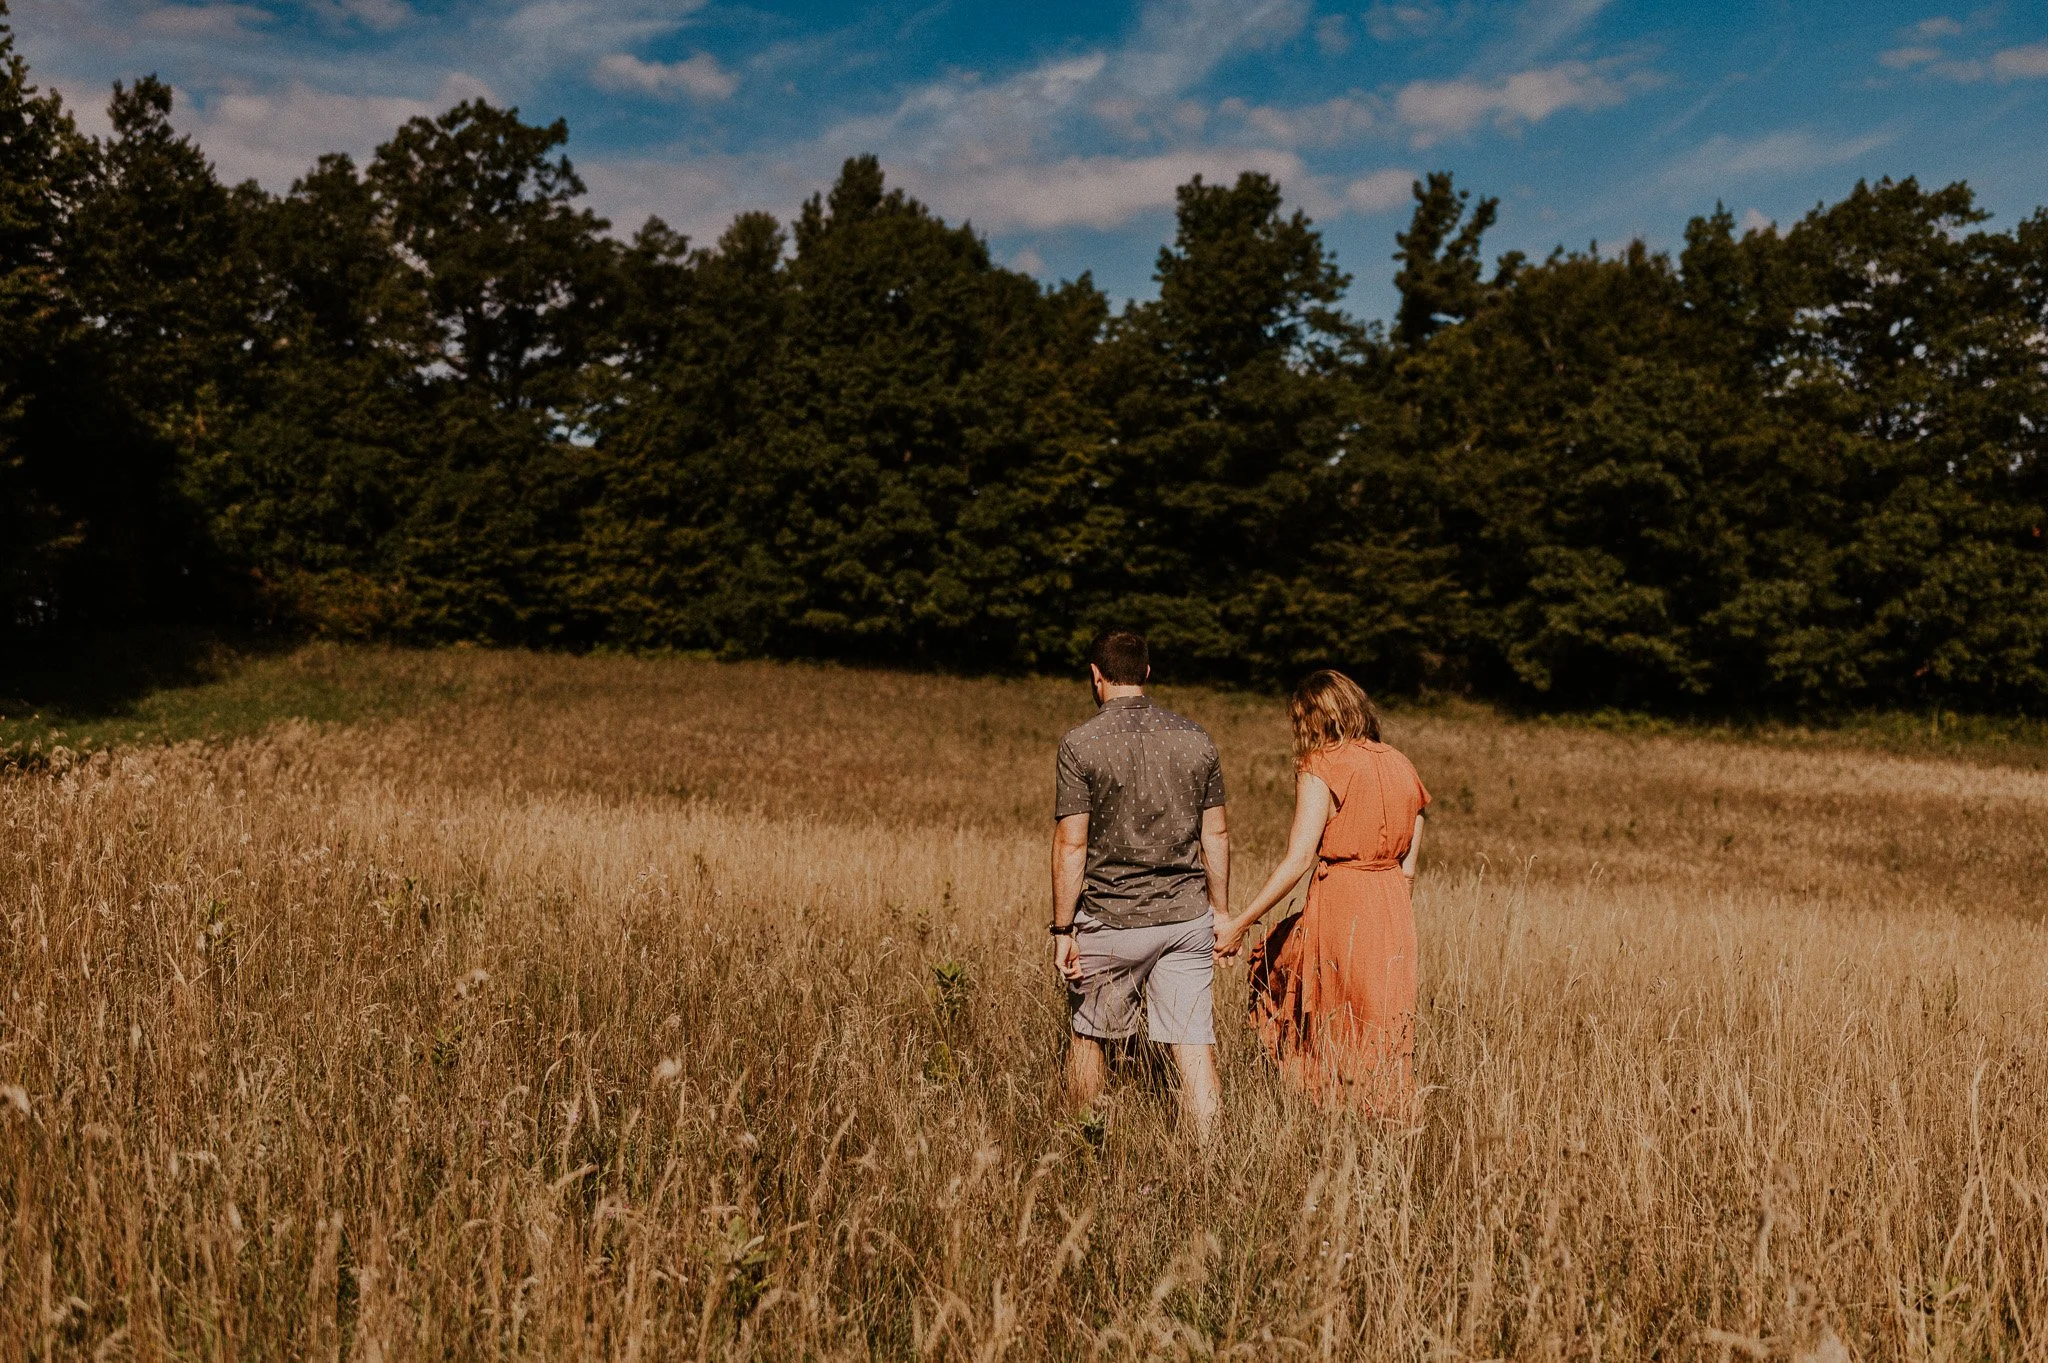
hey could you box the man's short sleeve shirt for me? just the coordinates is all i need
[1053,696,1226,929]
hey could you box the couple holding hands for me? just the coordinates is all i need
[1049,630,1429,1140]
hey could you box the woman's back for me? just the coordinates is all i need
[1305,741,1430,869]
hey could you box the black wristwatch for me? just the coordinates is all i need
[1048,922,1077,937]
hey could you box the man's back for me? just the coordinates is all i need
[1055,696,1225,929]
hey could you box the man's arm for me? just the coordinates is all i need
[1199,804,1230,930]
[1051,813,1089,979]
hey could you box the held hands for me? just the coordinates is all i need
[1212,908,1248,963]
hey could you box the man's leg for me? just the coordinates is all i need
[1170,1043,1220,1143]
[1065,1033,1108,1112]
[1148,916,1221,1143]
[1066,928,1138,1114]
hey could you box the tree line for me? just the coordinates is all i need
[6,12,2048,714]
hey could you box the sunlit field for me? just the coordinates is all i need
[4,647,2045,1359]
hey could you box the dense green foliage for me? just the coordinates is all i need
[5,11,2047,713]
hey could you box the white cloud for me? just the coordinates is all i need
[1396,60,1646,145]
[578,156,771,243]
[331,0,411,32]
[577,0,1363,245]
[498,0,705,77]
[1498,0,1615,61]
[586,0,1642,247]
[1910,16,1964,40]
[1364,2,1441,42]
[593,52,737,101]
[899,148,1310,231]
[834,0,1306,160]
[139,3,272,39]
[575,0,1370,245]
[1657,129,1894,198]
[582,145,1321,242]
[787,0,1317,197]
[1345,168,1414,213]
[1315,15,1352,56]
[1217,95,1377,147]
[173,73,495,187]
[1010,246,1047,275]
[47,77,117,137]
[1110,0,1309,101]
[1739,206,1774,235]
[1874,21,2048,84]
[1992,42,2048,80]
[302,0,411,32]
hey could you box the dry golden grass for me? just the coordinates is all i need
[3,647,2045,1360]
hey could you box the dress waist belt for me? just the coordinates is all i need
[1315,857,1402,878]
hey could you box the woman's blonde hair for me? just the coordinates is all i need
[1289,669,1382,765]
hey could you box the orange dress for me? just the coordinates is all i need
[1248,741,1430,1115]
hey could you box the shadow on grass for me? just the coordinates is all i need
[0,628,288,718]
[1,630,455,756]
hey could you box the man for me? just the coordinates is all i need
[1050,628,1230,1141]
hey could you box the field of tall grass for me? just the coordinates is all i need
[3,647,2045,1359]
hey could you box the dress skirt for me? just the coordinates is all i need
[1248,859,1417,1117]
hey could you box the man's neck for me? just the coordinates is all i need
[1099,685,1146,703]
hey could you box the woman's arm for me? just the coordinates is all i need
[1215,771,1331,959]
[1400,812,1424,881]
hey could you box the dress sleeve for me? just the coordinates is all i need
[1412,757,1431,811]
[1054,736,1092,820]
[1303,749,1345,806]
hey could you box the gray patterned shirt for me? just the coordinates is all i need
[1054,695,1226,929]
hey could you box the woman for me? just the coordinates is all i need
[1215,670,1429,1116]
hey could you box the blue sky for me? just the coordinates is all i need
[13,0,2048,321]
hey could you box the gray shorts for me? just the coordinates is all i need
[1068,912,1216,1046]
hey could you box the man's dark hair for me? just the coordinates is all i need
[1087,629,1150,685]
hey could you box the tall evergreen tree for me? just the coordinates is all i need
[571,211,777,651]
[1089,171,1376,678]
[187,152,429,631]
[1391,171,1506,351]
[678,155,1105,666]
[14,70,250,630]
[0,4,90,632]
[1708,179,2048,709]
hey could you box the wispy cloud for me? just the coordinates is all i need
[309,0,411,34]
[1396,59,1650,145]
[1345,167,1416,213]
[1364,2,1442,43]
[593,51,736,101]
[1491,0,1615,65]
[613,0,1322,236]
[176,72,496,185]
[139,3,272,40]
[1870,14,2048,84]
[1878,45,1942,71]
[582,141,1314,244]
[1657,128,1894,198]
[898,148,1311,232]
[1992,42,2048,80]
[1910,16,1965,41]
[496,0,704,77]
[1215,94,1378,148]
[577,0,1661,246]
